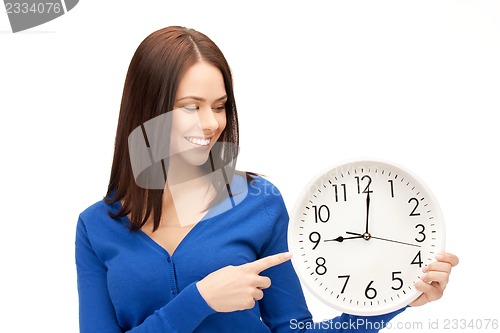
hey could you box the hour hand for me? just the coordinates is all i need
[324,234,364,243]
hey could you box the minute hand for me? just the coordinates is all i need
[346,232,421,248]
[365,192,370,234]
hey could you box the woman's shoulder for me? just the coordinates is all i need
[243,172,283,197]
[78,197,121,229]
[235,172,287,217]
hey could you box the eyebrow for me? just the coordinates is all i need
[176,95,227,102]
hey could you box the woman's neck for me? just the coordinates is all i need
[162,163,215,228]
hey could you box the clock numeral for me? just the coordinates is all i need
[415,224,426,242]
[332,183,347,202]
[411,251,423,268]
[365,281,377,299]
[313,205,330,223]
[408,197,421,216]
[315,257,327,275]
[309,232,321,250]
[338,275,350,293]
[388,179,394,197]
[355,175,373,194]
[391,271,403,290]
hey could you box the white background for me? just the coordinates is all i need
[1,1,498,332]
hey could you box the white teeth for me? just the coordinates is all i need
[186,137,210,146]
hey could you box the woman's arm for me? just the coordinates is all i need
[75,217,215,333]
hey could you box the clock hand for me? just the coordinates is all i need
[324,235,364,242]
[371,236,421,248]
[346,231,421,248]
[365,191,370,234]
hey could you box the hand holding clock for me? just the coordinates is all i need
[410,252,459,307]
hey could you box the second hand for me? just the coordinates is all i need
[346,232,421,248]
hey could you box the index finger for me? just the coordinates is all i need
[243,252,293,273]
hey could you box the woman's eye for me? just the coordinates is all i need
[183,105,198,112]
[213,105,226,113]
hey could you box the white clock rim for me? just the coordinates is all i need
[287,157,447,316]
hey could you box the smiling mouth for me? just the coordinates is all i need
[185,136,211,147]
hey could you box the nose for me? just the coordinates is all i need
[198,107,220,134]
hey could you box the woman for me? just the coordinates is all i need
[75,26,458,333]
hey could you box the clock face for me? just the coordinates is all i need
[288,159,446,316]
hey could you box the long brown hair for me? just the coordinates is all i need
[105,26,239,231]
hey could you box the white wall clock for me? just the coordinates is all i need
[288,159,446,316]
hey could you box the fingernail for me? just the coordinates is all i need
[283,252,293,259]
[422,265,429,273]
[435,253,444,260]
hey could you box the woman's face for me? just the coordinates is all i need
[169,61,227,168]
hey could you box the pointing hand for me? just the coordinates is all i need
[196,252,292,312]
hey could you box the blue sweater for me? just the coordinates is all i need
[75,174,405,332]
